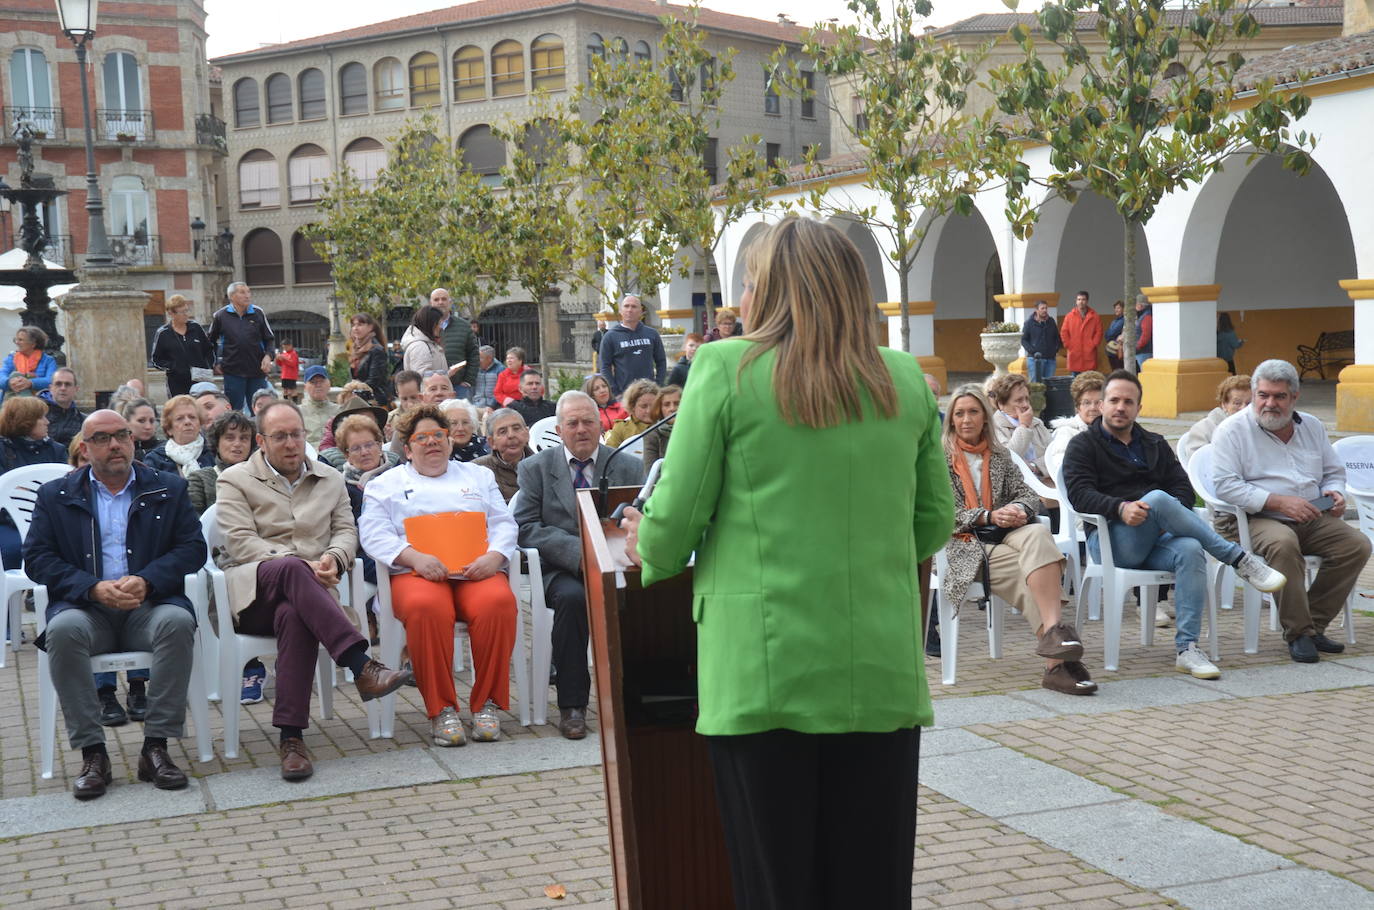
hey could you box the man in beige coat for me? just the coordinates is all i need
[216,400,411,780]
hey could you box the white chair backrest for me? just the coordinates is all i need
[529,416,561,452]
[617,436,645,461]
[0,463,70,540]
[1008,450,1055,501]
[1176,436,1191,469]
[305,441,319,463]
[1188,443,1219,501]
[199,503,224,572]
[1333,435,1374,493]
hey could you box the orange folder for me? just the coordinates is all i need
[403,511,489,575]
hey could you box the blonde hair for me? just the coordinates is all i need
[166,294,192,318]
[0,397,48,437]
[740,217,896,427]
[941,384,1005,464]
[622,379,659,416]
[1217,373,1251,405]
[985,372,1029,408]
[1069,370,1106,406]
[335,414,381,452]
[160,395,199,434]
[338,380,371,403]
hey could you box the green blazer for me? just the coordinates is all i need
[638,339,953,736]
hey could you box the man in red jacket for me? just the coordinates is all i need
[1060,290,1104,376]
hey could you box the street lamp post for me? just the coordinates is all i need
[56,0,114,268]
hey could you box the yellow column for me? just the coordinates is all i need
[992,293,1059,376]
[1137,285,1228,418]
[1336,279,1374,432]
[878,301,946,390]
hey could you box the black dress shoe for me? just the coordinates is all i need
[559,707,588,740]
[1312,633,1346,654]
[73,752,112,800]
[99,691,128,727]
[1289,635,1320,663]
[137,745,188,790]
[126,692,148,722]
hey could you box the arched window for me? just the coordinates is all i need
[265,72,291,123]
[530,34,565,92]
[374,57,404,110]
[298,68,325,119]
[238,149,279,209]
[586,33,604,70]
[491,40,524,98]
[453,45,485,102]
[288,144,330,203]
[458,124,505,185]
[338,62,367,115]
[242,228,284,286]
[292,230,331,284]
[633,40,651,65]
[232,77,259,127]
[10,49,54,133]
[522,118,559,172]
[101,51,144,139]
[109,175,149,238]
[409,51,440,107]
[343,137,385,190]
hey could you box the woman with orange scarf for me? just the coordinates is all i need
[0,326,57,404]
[940,384,1097,695]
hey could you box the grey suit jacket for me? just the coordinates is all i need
[515,444,644,584]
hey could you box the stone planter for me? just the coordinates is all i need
[980,332,1021,376]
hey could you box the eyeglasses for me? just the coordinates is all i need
[409,430,447,445]
[347,440,380,455]
[86,429,133,446]
[264,430,305,444]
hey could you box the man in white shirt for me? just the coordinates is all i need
[1212,359,1371,663]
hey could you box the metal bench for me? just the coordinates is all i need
[1296,330,1354,379]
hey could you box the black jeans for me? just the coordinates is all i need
[707,726,921,910]
[545,572,590,709]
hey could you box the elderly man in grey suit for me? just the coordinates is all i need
[515,390,644,739]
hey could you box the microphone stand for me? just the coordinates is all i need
[597,412,676,517]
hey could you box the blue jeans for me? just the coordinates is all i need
[1087,489,1241,650]
[1136,353,1153,371]
[94,669,150,688]
[222,374,267,412]
[1027,356,1056,383]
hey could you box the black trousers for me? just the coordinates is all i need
[706,726,921,910]
[545,572,590,709]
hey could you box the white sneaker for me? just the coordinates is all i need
[1176,643,1221,680]
[1234,552,1286,593]
[1154,605,1172,628]
[431,706,467,747]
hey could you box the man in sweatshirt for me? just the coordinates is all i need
[598,296,666,396]
[1021,299,1062,384]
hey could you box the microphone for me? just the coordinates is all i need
[597,412,676,517]
[610,457,664,526]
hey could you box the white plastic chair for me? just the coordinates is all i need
[528,416,561,452]
[1333,435,1374,602]
[305,441,319,463]
[0,463,72,666]
[1055,465,1103,623]
[197,504,360,758]
[1194,443,1355,652]
[929,547,1009,686]
[1008,451,1081,604]
[509,490,563,726]
[34,588,214,778]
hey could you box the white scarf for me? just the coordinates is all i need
[164,435,205,478]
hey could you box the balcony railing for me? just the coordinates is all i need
[195,113,226,153]
[195,233,233,268]
[95,109,155,142]
[3,107,64,140]
[13,232,74,268]
[108,234,160,266]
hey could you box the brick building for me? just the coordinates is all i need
[211,0,830,364]
[0,0,230,349]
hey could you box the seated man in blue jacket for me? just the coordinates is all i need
[24,409,206,801]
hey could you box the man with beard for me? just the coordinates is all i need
[1211,359,1369,663]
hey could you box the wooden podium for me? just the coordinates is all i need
[577,488,735,910]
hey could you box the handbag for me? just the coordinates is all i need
[973,524,1011,545]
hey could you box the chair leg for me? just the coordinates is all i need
[987,596,1003,660]
[938,594,958,686]
[187,635,214,763]
[513,597,531,728]
[1140,585,1157,647]
[39,649,55,779]
[316,650,334,720]
[1103,578,1124,673]
[1344,593,1357,645]
[2,587,23,668]
[221,642,242,760]
[1243,588,1262,655]
[531,606,553,726]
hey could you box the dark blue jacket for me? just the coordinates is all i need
[1021,314,1062,359]
[23,463,206,620]
[142,441,216,476]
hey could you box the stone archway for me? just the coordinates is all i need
[923,207,1001,372]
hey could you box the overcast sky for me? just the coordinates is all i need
[204,0,1033,58]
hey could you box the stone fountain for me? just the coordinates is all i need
[0,117,77,359]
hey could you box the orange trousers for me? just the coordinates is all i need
[389,573,517,719]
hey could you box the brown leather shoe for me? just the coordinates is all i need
[280,737,314,781]
[73,752,113,800]
[137,745,188,790]
[559,707,588,740]
[353,658,413,702]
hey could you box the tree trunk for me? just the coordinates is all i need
[898,240,911,354]
[701,243,716,333]
[1121,215,1138,373]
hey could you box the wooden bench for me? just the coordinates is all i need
[1296,330,1354,379]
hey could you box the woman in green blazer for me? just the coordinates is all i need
[624,217,953,910]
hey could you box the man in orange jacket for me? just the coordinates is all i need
[1060,290,1104,376]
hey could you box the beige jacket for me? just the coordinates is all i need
[214,450,357,617]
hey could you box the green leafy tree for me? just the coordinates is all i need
[771,0,1031,353]
[989,0,1313,368]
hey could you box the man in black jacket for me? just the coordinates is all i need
[510,369,555,427]
[207,282,275,412]
[25,410,207,800]
[1063,371,1283,679]
[39,367,85,446]
[430,287,479,393]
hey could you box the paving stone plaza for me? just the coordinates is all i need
[3,385,1374,909]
